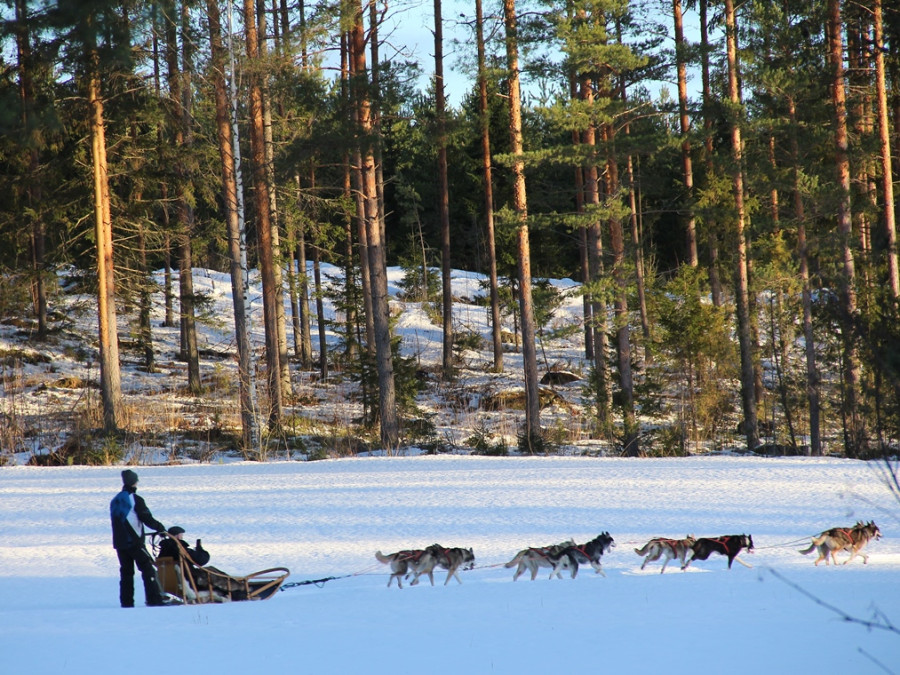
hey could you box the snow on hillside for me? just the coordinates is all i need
[1,264,599,463]
[0,456,898,674]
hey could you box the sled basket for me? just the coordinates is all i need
[155,537,289,604]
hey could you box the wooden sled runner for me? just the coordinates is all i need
[155,537,289,604]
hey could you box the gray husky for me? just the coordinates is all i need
[634,535,696,573]
[425,544,476,585]
[375,549,435,588]
[799,521,881,566]
[504,539,575,581]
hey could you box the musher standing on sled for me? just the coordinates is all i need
[110,470,170,607]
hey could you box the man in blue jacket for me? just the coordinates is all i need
[110,470,169,607]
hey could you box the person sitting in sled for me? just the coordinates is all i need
[159,526,210,569]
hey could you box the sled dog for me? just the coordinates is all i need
[682,534,754,570]
[634,535,696,573]
[426,544,476,585]
[550,533,616,578]
[375,549,435,588]
[799,521,881,566]
[504,539,575,581]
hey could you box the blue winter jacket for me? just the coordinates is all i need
[110,486,165,550]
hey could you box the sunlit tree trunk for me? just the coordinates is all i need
[258,0,292,402]
[827,0,864,456]
[351,0,398,449]
[88,47,124,432]
[346,29,375,355]
[874,0,899,299]
[503,0,541,449]
[245,0,283,427]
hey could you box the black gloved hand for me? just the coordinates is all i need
[196,539,203,549]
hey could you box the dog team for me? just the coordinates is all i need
[375,520,881,586]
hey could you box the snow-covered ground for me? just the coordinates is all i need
[1,456,898,674]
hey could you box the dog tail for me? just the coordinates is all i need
[798,543,816,555]
[375,550,393,564]
[634,542,651,556]
[504,552,523,568]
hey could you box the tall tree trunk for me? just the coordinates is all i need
[847,10,873,292]
[503,0,541,449]
[626,152,650,361]
[724,0,759,451]
[620,79,651,361]
[293,170,313,367]
[874,0,899,299]
[673,0,697,266]
[476,0,503,372]
[15,0,47,338]
[208,0,257,448]
[434,0,454,377]
[163,0,200,394]
[568,60,593,362]
[245,0,283,428]
[582,76,611,426]
[347,30,375,355]
[180,0,201,394]
[313,243,328,380]
[604,126,638,455]
[351,0,398,449]
[258,0,292,402]
[699,0,723,307]
[788,95,820,456]
[88,54,124,432]
[155,14,175,330]
[369,0,388,282]
[827,0,864,456]
[136,217,154,373]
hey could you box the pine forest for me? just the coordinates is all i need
[1,0,900,463]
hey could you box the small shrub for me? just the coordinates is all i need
[465,420,508,455]
[453,330,484,353]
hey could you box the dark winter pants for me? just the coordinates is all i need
[116,544,164,607]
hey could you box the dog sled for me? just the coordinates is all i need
[153,533,289,604]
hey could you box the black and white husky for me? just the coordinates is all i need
[549,533,616,579]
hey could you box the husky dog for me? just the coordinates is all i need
[375,549,435,588]
[504,539,575,581]
[634,535,696,573]
[682,534,754,570]
[426,544,476,585]
[550,533,616,579]
[799,521,881,566]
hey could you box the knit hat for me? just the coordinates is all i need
[121,469,139,487]
[168,526,185,536]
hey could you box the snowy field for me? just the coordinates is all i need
[1,455,898,674]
